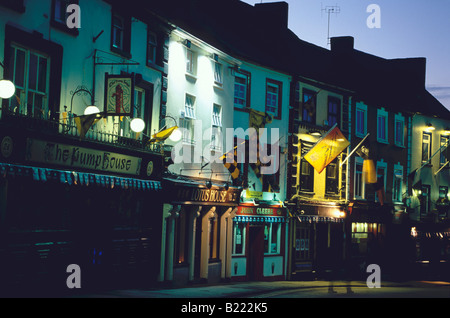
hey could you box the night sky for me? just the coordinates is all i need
[242,0,450,110]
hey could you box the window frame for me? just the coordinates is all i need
[110,10,131,58]
[327,96,341,127]
[232,222,246,256]
[355,102,368,138]
[146,30,158,66]
[354,156,365,199]
[422,132,432,164]
[393,163,403,203]
[377,107,389,144]
[210,104,223,151]
[266,78,282,120]
[440,135,449,166]
[264,223,281,255]
[375,160,387,203]
[3,25,63,121]
[234,70,251,109]
[394,113,405,147]
[302,89,316,124]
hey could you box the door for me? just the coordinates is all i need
[248,225,264,281]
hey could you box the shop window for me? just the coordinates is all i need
[174,210,189,265]
[232,222,246,256]
[294,225,311,261]
[351,222,384,255]
[264,223,280,255]
[209,217,219,261]
[422,132,432,164]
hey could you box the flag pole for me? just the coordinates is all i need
[340,133,370,167]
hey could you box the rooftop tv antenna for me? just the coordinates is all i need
[321,4,340,48]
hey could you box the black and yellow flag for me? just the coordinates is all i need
[221,147,240,180]
[74,113,103,140]
[248,109,273,179]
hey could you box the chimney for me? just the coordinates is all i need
[330,36,354,53]
[255,2,289,29]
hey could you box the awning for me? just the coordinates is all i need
[0,162,161,191]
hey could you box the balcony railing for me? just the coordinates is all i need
[0,110,163,154]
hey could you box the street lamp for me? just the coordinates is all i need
[0,61,16,99]
[0,79,15,99]
[130,117,145,133]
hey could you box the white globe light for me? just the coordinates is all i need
[0,80,16,99]
[130,118,145,133]
[84,105,100,115]
[169,127,182,142]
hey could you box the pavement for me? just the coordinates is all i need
[69,279,450,298]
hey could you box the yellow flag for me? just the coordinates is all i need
[303,125,350,174]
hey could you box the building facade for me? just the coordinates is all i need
[0,0,169,294]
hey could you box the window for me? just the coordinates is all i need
[264,223,280,255]
[355,102,367,138]
[393,164,403,202]
[422,132,432,163]
[294,225,311,262]
[7,45,50,118]
[419,185,431,216]
[440,135,449,166]
[234,71,250,108]
[355,157,365,199]
[262,143,280,193]
[186,49,196,76]
[377,108,388,143]
[266,79,282,119]
[211,104,222,151]
[232,222,246,256]
[147,30,157,65]
[394,113,405,147]
[181,94,196,144]
[209,217,219,260]
[302,89,316,124]
[375,160,387,202]
[174,209,189,265]
[111,11,131,56]
[300,140,314,192]
[327,97,340,127]
[300,160,314,192]
[326,158,338,194]
[112,14,124,50]
[214,62,223,85]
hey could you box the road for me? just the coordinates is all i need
[251,281,450,298]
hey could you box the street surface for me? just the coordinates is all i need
[73,280,450,299]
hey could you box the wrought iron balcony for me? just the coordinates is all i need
[0,109,163,155]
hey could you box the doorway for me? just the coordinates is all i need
[248,225,264,281]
